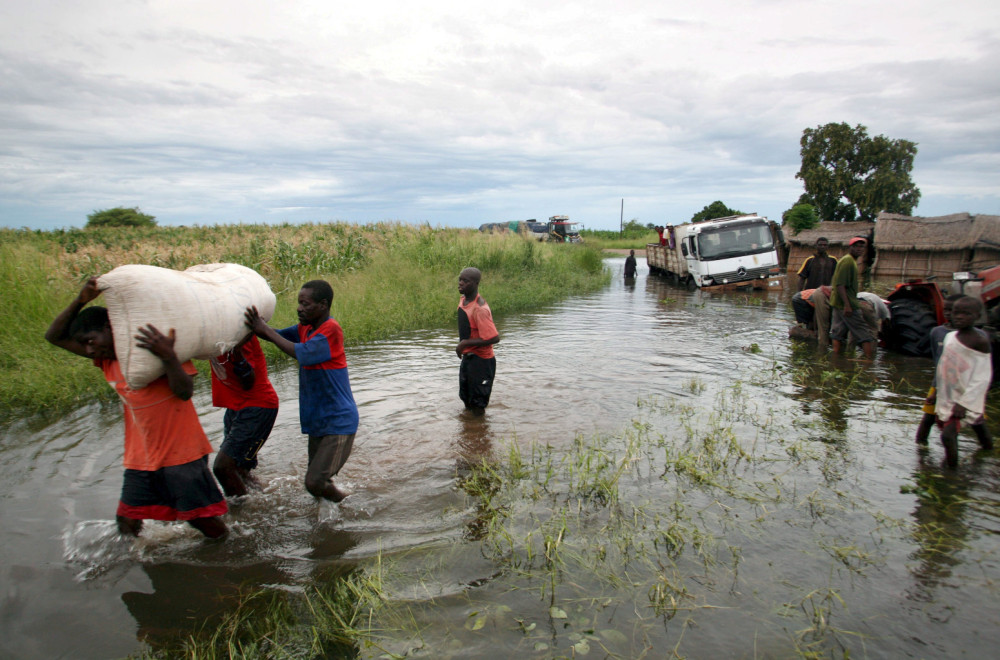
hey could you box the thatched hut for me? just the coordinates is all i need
[786,221,875,277]
[968,214,1000,272]
[870,212,985,279]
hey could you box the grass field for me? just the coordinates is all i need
[1,223,610,418]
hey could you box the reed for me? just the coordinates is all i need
[0,224,609,418]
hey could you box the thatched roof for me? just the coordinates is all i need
[873,212,976,251]
[787,221,875,246]
[971,214,1000,250]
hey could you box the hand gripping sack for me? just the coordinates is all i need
[97,263,276,389]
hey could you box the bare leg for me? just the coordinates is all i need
[305,479,348,502]
[813,292,831,349]
[213,452,247,497]
[116,515,143,537]
[915,413,935,445]
[861,341,875,359]
[941,419,960,469]
[972,423,994,450]
[188,516,228,539]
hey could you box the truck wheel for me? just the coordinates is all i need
[686,277,697,291]
[888,298,937,356]
[670,272,680,286]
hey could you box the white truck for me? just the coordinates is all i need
[647,214,783,290]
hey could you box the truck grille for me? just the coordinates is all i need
[712,265,773,283]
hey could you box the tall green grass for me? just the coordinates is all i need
[0,224,609,418]
[580,230,659,250]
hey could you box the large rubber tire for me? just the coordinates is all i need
[888,298,937,357]
[686,277,697,291]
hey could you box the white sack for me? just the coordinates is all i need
[97,263,276,389]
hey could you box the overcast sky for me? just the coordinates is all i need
[2,0,998,231]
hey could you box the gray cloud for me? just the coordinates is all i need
[2,1,998,230]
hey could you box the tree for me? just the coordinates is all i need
[86,207,157,228]
[796,122,920,223]
[782,203,819,235]
[621,218,649,238]
[691,201,742,223]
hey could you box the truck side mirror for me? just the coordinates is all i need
[681,242,688,257]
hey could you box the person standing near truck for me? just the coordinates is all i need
[829,237,875,359]
[624,250,637,279]
[456,267,500,415]
[797,237,838,292]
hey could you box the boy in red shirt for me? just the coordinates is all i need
[456,267,500,415]
[209,335,279,496]
[45,277,228,539]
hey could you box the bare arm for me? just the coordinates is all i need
[245,306,297,359]
[837,284,853,315]
[455,334,500,358]
[45,277,102,357]
[134,324,194,400]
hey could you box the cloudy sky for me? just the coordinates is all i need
[2,0,998,231]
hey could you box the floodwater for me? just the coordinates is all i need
[1,257,998,658]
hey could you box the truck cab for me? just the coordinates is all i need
[680,215,780,287]
[547,215,583,243]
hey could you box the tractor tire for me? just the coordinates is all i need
[888,298,937,357]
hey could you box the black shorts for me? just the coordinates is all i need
[220,406,278,470]
[118,456,228,521]
[459,354,496,410]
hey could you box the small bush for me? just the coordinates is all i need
[782,204,819,235]
[86,207,157,228]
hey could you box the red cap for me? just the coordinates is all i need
[848,237,867,246]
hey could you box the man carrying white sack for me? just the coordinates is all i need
[45,277,228,539]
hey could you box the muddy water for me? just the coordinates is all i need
[1,258,997,658]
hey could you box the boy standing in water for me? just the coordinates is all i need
[45,277,228,538]
[914,295,991,447]
[456,267,500,415]
[245,280,358,501]
[209,335,279,497]
[935,296,993,468]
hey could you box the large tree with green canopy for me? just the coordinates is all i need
[795,122,921,222]
[691,201,743,223]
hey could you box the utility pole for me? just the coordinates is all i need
[620,199,624,236]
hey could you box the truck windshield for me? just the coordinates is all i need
[696,223,774,260]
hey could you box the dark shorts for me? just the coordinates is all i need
[306,433,355,486]
[459,354,497,410]
[117,456,228,522]
[831,306,874,344]
[220,406,278,470]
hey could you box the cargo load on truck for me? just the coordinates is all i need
[647,214,783,290]
[547,216,583,243]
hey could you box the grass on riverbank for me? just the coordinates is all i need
[1,223,609,418]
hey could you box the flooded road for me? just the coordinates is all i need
[1,257,998,658]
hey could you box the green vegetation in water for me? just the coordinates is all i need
[1,223,609,418]
[141,355,980,658]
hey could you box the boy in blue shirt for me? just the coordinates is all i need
[246,280,358,501]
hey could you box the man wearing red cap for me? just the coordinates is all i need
[828,236,875,359]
